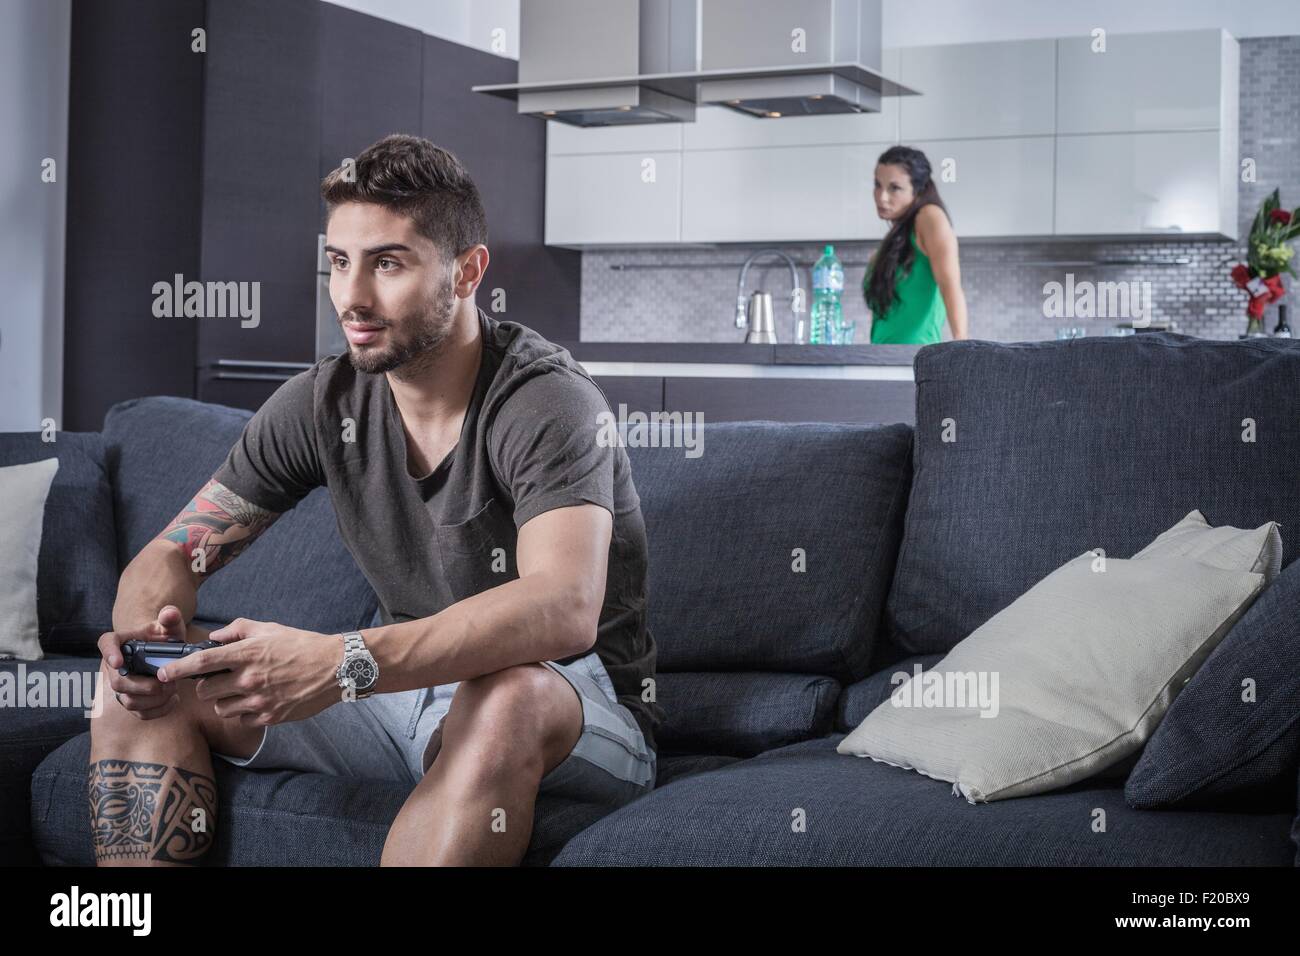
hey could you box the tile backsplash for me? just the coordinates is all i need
[579,36,1300,344]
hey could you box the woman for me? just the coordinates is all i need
[865,146,969,344]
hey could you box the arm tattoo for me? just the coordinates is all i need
[160,478,279,577]
[88,759,217,864]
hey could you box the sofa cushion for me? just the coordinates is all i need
[655,672,839,757]
[551,734,1297,866]
[30,732,721,866]
[0,433,118,650]
[884,334,1300,656]
[0,656,98,864]
[103,397,377,635]
[39,626,115,657]
[654,753,743,788]
[837,654,945,731]
[842,552,1265,803]
[1126,557,1300,811]
[627,421,911,679]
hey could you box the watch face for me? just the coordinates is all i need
[344,657,378,690]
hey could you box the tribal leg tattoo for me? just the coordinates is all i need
[88,759,217,864]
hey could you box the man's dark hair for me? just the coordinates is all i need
[321,134,488,260]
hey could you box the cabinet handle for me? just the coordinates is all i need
[213,371,296,382]
[214,359,313,370]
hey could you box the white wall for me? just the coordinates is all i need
[0,0,69,432]
[323,0,520,56]
[882,0,1300,46]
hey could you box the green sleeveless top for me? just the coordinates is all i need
[865,229,946,344]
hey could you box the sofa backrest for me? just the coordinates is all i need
[103,396,378,635]
[884,333,1300,658]
[626,421,912,681]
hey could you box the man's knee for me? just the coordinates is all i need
[90,657,258,759]
[91,658,186,733]
[450,664,573,726]
[441,664,581,770]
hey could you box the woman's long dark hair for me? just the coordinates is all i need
[865,146,949,317]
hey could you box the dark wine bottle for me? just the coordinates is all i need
[1273,304,1292,338]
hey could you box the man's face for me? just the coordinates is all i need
[324,202,458,375]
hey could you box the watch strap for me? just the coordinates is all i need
[337,630,377,699]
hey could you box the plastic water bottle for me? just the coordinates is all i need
[810,245,845,344]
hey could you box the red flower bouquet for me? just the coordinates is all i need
[1231,189,1300,332]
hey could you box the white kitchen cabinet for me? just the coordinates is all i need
[680,143,890,243]
[542,30,1239,245]
[1056,29,1235,134]
[545,151,682,245]
[898,39,1056,140]
[910,137,1055,237]
[1054,131,1227,235]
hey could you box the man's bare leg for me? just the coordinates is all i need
[380,663,583,866]
[88,623,263,866]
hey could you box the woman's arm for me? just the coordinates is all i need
[915,204,969,340]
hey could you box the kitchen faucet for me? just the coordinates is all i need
[735,249,804,342]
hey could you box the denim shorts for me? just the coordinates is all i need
[212,651,656,808]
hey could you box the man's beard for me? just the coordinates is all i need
[342,274,456,376]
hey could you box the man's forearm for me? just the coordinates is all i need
[357,575,597,694]
[112,541,199,633]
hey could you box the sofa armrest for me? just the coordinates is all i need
[0,657,99,864]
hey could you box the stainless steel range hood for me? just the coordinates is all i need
[512,0,697,127]
[473,0,916,126]
[697,0,891,117]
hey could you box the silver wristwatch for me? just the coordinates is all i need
[335,630,379,700]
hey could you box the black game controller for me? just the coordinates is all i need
[120,640,231,680]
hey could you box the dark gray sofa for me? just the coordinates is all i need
[4,333,1299,866]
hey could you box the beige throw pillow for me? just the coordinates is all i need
[838,550,1265,803]
[1134,509,1281,582]
[0,458,59,660]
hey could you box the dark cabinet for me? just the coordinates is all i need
[63,0,205,431]
[592,376,663,417]
[318,5,424,198]
[194,4,578,404]
[196,0,323,379]
[659,376,915,425]
[197,0,425,403]
[66,0,577,420]
[421,34,580,344]
[665,377,915,425]
[586,372,914,425]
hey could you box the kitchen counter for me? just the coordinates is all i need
[557,341,921,382]
[560,341,921,424]
[558,341,921,366]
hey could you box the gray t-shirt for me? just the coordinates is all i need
[212,307,662,752]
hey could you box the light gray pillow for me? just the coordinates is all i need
[1133,509,1281,582]
[837,550,1265,803]
[0,457,59,660]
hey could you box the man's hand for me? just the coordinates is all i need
[157,618,344,728]
[97,604,189,719]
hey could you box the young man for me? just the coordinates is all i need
[89,134,662,867]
